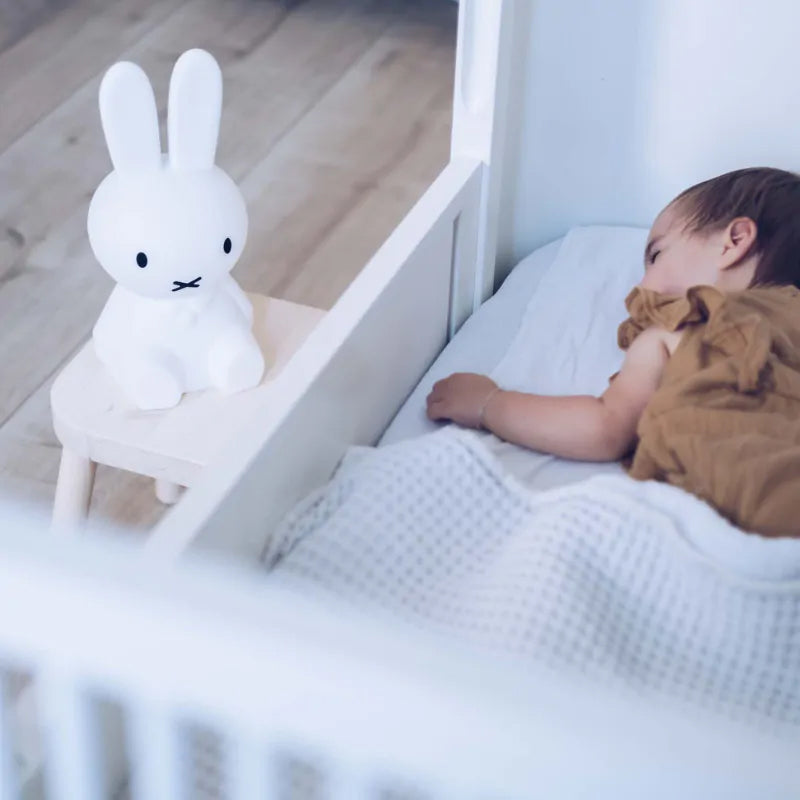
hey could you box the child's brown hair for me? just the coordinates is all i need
[674,167,800,289]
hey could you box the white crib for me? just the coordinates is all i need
[3,503,799,799]
[5,0,800,796]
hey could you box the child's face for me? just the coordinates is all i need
[639,204,725,294]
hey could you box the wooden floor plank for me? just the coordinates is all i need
[0,0,72,55]
[0,0,190,152]
[239,2,456,306]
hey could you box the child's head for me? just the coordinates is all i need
[641,167,800,294]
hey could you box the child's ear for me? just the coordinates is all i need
[720,217,757,269]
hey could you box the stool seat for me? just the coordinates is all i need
[50,294,325,528]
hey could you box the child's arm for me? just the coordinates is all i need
[426,327,670,461]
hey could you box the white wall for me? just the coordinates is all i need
[496,0,800,275]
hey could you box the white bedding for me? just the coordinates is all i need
[381,225,650,491]
[379,236,563,446]
[265,224,800,743]
[267,424,800,736]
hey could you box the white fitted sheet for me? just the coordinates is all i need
[379,237,563,445]
[379,225,650,492]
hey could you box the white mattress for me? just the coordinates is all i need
[379,225,651,492]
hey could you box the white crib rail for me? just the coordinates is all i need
[0,506,798,800]
[0,674,16,799]
[37,668,102,800]
[452,0,514,304]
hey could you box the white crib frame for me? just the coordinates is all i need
[5,0,800,796]
[2,507,798,799]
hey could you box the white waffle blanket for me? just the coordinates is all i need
[265,425,800,732]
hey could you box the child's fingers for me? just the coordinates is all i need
[429,378,449,396]
[426,398,449,420]
[427,380,451,403]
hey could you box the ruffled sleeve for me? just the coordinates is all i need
[616,284,724,350]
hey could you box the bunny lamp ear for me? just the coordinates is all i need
[98,61,161,173]
[167,48,222,171]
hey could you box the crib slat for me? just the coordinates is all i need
[38,669,102,800]
[0,674,20,800]
[227,735,268,800]
[327,766,376,800]
[127,704,182,800]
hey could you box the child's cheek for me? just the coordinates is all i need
[639,266,668,292]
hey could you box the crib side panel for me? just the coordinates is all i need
[0,516,797,799]
[148,158,484,561]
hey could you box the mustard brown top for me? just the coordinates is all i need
[616,283,800,538]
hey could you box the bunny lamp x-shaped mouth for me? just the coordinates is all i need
[88,49,265,411]
[172,277,202,292]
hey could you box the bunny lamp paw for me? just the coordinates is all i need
[209,332,266,394]
[130,367,184,411]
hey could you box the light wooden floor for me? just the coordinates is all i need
[0,0,456,530]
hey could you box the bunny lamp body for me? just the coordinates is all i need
[88,49,264,411]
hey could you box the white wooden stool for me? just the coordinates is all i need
[50,294,325,531]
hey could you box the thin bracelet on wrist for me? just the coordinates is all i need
[478,387,501,429]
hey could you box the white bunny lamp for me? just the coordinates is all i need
[88,48,265,411]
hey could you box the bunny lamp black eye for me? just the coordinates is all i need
[223,237,232,254]
[136,251,148,268]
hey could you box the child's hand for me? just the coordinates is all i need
[426,373,499,428]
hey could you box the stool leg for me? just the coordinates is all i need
[155,480,182,505]
[52,449,96,531]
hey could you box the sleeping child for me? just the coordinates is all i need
[426,168,800,538]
